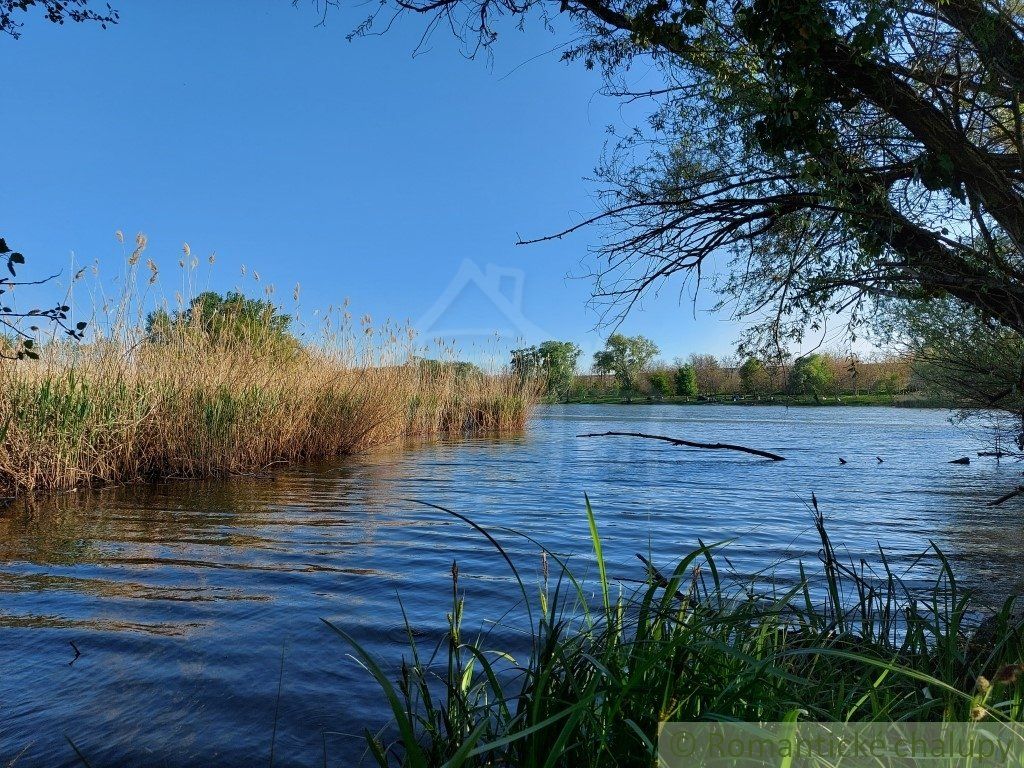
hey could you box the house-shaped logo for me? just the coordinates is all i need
[414,259,550,342]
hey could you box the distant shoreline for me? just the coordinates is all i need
[547,394,957,408]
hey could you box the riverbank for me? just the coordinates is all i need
[553,392,955,407]
[0,341,532,498]
[0,265,535,498]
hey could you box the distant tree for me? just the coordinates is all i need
[537,340,581,402]
[510,346,542,380]
[146,291,293,348]
[788,354,836,396]
[739,358,772,398]
[688,354,724,396]
[673,365,697,398]
[419,358,482,379]
[648,371,671,397]
[510,341,580,400]
[593,333,659,400]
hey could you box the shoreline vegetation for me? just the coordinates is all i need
[344,500,1024,767]
[513,336,962,410]
[0,243,535,500]
[553,391,952,407]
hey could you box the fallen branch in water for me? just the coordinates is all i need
[987,485,1024,507]
[577,431,786,461]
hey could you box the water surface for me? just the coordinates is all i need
[1,405,1022,766]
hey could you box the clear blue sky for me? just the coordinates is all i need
[1,0,748,364]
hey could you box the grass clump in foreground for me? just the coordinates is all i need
[331,498,1024,767]
[0,238,535,497]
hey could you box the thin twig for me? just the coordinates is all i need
[578,431,786,461]
[635,553,689,602]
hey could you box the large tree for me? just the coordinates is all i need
[511,340,582,399]
[315,0,1024,358]
[593,332,659,397]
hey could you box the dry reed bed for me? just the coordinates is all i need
[0,327,534,498]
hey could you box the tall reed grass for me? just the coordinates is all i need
[0,235,535,497]
[333,497,1024,767]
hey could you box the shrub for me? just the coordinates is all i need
[673,364,697,397]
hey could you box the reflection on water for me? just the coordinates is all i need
[1,405,1023,766]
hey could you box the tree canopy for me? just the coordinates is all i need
[146,291,294,348]
[322,0,1024,361]
[511,340,582,400]
[593,333,659,396]
[673,364,697,396]
[739,358,772,396]
[788,353,836,395]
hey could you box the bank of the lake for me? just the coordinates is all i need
[556,392,955,407]
[0,336,533,499]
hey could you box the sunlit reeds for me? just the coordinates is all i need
[0,235,535,496]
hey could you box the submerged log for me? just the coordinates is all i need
[987,485,1024,507]
[577,431,786,461]
[949,457,971,465]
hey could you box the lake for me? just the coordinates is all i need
[1,405,1022,766]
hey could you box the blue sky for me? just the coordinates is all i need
[1,0,750,364]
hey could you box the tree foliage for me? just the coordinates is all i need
[145,291,294,349]
[320,0,1024,361]
[0,237,87,359]
[788,353,836,395]
[673,364,697,396]
[0,0,117,38]
[687,353,725,395]
[739,358,772,397]
[890,297,1024,411]
[593,333,659,397]
[648,370,671,395]
[512,340,582,400]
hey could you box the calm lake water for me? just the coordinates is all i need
[2,405,1023,766]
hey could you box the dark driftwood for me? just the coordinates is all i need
[949,457,971,465]
[577,431,786,461]
[988,485,1024,507]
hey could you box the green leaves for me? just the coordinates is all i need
[593,334,659,398]
[6,251,24,276]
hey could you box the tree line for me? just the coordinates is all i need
[513,333,916,403]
